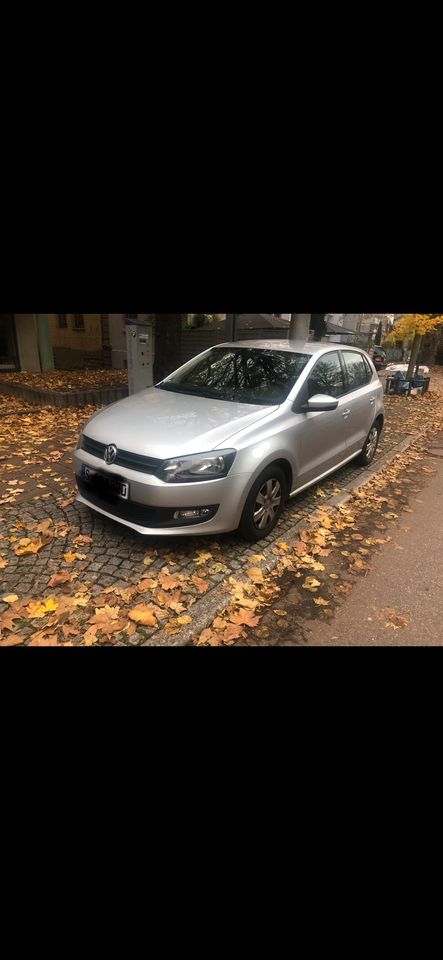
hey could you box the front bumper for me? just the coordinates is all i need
[73,448,249,536]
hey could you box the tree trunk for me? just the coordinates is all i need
[420,329,439,366]
[153,315,183,382]
[310,314,327,341]
[406,332,422,380]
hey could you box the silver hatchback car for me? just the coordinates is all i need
[73,341,384,541]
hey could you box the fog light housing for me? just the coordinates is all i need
[173,506,217,522]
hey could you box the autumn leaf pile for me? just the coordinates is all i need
[0,369,128,393]
[0,540,230,645]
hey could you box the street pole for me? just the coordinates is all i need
[225,314,236,341]
[289,314,311,341]
[35,314,55,371]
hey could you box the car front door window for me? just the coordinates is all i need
[308,352,344,398]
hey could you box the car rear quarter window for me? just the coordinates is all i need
[362,355,373,379]
[342,351,370,391]
[308,351,344,399]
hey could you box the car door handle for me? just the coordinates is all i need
[342,408,351,419]
[369,398,375,405]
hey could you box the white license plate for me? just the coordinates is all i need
[80,464,129,500]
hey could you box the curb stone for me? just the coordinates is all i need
[143,425,430,647]
[0,380,128,408]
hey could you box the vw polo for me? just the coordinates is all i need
[73,341,384,541]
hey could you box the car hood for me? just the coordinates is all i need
[83,387,277,458]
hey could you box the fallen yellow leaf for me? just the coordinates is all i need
[84,625,98,645]
[0,634,24,646]
[89,604,121,625]
[26,597,58,618]
[48,571,73,587]
[222,623,245,643]
[302,577,321,592]
[128,604,158,627]
[246,566,264,584]
[208,562,228,574]
[28,634,60,646]
[229,609,261,627]
[14,538,45,556]
[194,551,213,566]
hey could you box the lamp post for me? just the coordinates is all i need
[225,314,237,341]
[289,314,311,341]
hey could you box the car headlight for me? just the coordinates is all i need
[157,450,236,483]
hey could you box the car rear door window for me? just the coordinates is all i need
[342,352,370,391]
[308,352,345,399]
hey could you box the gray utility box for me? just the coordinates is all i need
[125,320,155,395]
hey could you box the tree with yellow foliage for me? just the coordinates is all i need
[386,314,443,380]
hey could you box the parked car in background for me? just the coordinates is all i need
[74,341,384,541]
[369,346,387,370]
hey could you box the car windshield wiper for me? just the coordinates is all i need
[157,383,221,399]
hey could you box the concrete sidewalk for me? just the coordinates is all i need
[300,432,443,645]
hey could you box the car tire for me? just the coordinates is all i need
[356,421,381,467]
[238,465,286,542]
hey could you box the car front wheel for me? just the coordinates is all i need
[238,466,286,541]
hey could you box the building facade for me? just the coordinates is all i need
[324,314,394,343]
[48,314,108,369]
[0,314,54,372]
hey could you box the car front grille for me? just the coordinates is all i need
[81,434,164,474]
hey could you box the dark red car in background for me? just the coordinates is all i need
[369,347,387,370]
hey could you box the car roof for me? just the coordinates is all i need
[213,339,369,356]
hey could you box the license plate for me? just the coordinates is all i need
[80,464,129,500]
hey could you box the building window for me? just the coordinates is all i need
[73,314,85,330]
[58,314,68,328]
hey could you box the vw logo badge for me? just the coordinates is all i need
[104,444,117,465]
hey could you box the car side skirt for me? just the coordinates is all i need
[289,449,364,498]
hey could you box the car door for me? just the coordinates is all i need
[340,350,378,455]
[294,350,348,487]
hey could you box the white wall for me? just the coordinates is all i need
[108,314,127,368]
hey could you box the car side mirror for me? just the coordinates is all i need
[306,394,339,412]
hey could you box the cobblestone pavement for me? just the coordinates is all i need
[0,386,439,644]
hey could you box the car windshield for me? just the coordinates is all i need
[157,347,311,405]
